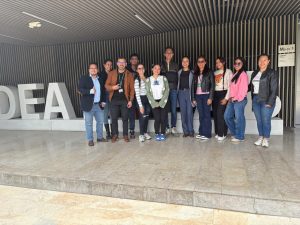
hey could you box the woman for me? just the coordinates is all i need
[249,54,278,147]
[224,57,249,142]
[213,57,233,141]
[135,63,152,142]
[193,56,215,140]
[177,56,195,137]
[99,59,113,139]
[146,64,170,141]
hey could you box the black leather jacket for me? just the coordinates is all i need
[248,68,278,106]
[193,70,215,100]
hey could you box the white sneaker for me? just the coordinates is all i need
[231,138,244,143]
[166,128,171,135]
[139,135,145,142]
[215,135,219,139]
[218,136,226,141]
[254,137,264,146]
[262,138,269,148]
[171,127,178,134]
[195,134,202,139]
[144,133,152,140]
[200,136,209,140]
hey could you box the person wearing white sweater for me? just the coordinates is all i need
[213,57,233,141]
[134,64,152,142]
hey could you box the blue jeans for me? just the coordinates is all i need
[167,89,178,128]
[195,94,212,138]
[252,95,275,138]
[224,98,247,140]
[83,104,104,141]
[178,89,194,134]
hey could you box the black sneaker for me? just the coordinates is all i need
[129,130,135,139]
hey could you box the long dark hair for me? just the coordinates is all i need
[216,56,227,78]
[135,63,145,87]
[194,55,209,77]
[231,57,247,84]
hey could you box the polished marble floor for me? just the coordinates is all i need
[1,185,299,225]
[0,129,299,217]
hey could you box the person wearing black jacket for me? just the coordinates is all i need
[192,56,215,140]
[78,63,107,146]
[99,59,113,139]
[160,46,179,135]
[249,54,278,148]
[177,56,195,137]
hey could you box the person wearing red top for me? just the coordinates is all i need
[224,57,249,142]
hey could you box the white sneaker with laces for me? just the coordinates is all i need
[254,137,264,146]
[262,138,269,147]
[139,135,145,142]
[218,136,226,141]
[195,134,202,139]
[215,135,219,139]
[171,127,178,134]
[144,133,152,140]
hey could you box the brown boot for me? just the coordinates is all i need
[111,135,118,143]
[123,135,130,142]
[88,141,94,146]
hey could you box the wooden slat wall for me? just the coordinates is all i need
[0,14,297,126]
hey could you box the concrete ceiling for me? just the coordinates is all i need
[0,0,299,45]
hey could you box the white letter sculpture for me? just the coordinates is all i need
[0,86,21,120]
[44,83,76,119]
[18,84,45,119]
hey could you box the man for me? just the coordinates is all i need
[105,57,134,143]
[99,59,113,139]
[79,63,107,146]
[160,46,179,135]
[126,53,139,139]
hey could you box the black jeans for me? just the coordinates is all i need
[137,95,151,135]
[110,99,129,136]
[129,99,136,131]
[152,104,168,135]
[212,90,228,137]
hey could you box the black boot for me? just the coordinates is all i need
[105,124,111,139]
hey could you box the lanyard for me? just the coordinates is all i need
[118,73,125,87]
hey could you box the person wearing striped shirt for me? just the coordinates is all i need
[135,63,152,142]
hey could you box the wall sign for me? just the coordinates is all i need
[278,44,295,67]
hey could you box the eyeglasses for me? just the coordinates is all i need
[234,62,242,66]
[117,62,126,64]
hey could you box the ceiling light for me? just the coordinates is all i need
[28,21,41,29]
[134,14,154,30]
[22,12,67,29]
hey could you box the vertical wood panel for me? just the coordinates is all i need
[0,14,297,126]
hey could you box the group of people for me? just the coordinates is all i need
[78,47,278,148]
